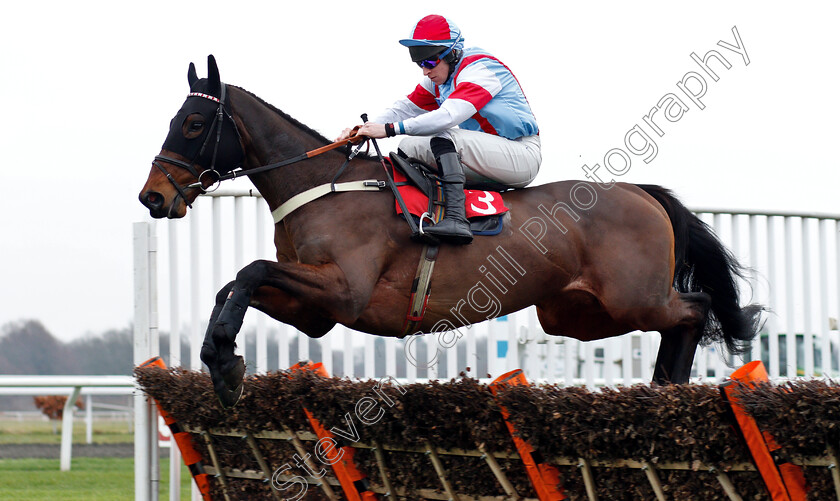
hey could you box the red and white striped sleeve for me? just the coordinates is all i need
[400,98,473,136]
[446,60,501,112]
[400,61,503,136]
[373,79,439,124]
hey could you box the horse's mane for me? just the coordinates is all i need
[231,85,351,152]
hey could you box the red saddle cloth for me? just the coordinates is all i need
[392,168,509,219]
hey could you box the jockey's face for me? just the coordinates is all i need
[423,59,450,85]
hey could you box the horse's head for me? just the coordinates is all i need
[139,55,244,218]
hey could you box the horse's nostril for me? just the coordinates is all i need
[140,191,164,210]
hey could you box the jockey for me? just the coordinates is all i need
[337,14,541,245]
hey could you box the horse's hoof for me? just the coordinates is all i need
[221,356,246,390]
[216,383,244,409]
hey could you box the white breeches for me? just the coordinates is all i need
[398,129,541,189]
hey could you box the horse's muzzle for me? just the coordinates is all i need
[139,190,182,219]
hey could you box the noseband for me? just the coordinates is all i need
[152,85,242,208]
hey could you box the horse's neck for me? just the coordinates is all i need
[229,89,355,211]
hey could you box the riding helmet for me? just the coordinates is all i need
[399,14,464,63]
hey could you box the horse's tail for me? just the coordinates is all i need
[636,184,763,355]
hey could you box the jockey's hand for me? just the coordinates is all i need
[356,122,387,139]
[335,126,360,143]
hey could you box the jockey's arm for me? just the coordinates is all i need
[335,66,497,141]
[335,96,425,142]
[374,63,501,137]
[395,98,475,136]
[339,97,478,141]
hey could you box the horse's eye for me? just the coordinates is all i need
[189,121,204,132]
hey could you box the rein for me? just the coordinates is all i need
[185,134,364,191]
[153,84,364,204]
[156,88,423,243]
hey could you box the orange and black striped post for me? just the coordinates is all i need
[720,360,807,501]
[139,356,212,501]
[490,369,567,500]
[288,361,379,501]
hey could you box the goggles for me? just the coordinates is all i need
[417,58,441,69]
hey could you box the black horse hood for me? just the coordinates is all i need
[160,55,243,174]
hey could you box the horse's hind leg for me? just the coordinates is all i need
[652,292,711,384]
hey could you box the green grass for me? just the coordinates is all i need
[0,418,134,445]
[0,457,192,501]
[0,417,192,499]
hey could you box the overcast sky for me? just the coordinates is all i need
[1,1,838,342]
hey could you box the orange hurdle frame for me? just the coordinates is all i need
[139,356,212,501]
[490,369,567,500]
[720,360,808,501]
[289,361,379,501]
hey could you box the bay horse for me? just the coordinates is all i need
[139,56,762,407]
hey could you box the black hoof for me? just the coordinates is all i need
[221,356,246,390]
[216,382,244,409]
[210,369,244,409]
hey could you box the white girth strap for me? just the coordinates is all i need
[271,180,385,223]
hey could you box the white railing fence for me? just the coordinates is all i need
[132,187,840,500]
[0,376,134,472]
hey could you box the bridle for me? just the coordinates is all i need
[151,83,363,208]
[151,83,426,248]
[152,85,243,208]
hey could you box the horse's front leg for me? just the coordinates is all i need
[198,281,246,406]
[203,258,367,408]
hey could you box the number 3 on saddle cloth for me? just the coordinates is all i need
[387,153,509,236]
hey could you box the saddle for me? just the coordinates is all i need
[388,151,509,236]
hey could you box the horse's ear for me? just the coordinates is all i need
[207,54,220,96]
[188,62,198,88]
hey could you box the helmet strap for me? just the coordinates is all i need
[437,31,462,61]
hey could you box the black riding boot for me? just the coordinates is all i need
[423,138,473,245]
